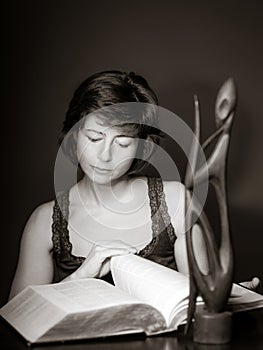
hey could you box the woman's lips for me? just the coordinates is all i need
[91,165,113,173]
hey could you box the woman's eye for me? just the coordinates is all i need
[115,139,132,148]
[88,136,103,143]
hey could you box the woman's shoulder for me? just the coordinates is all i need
[30,200,55,220]
[133,176,185,198]
[162,179,185,194]
[162,180,185,216]
[24,200,55,235]
[17,199,56,256]
[162,180,185,236]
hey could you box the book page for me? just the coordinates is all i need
[111,255,263,327]
[32,278,144,312]
[229,283,263,311]
[0,287,66,343]
[39,303,167,343]
[0,278,153,343]
[111,254,189,326]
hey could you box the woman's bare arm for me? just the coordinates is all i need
[9,202,137,298]
[8,202,54,299]
[163,181,209,276]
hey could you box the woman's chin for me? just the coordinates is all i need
[86,172,116,186]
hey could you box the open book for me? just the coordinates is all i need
[1,254,263,344]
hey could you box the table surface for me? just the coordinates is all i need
[1,309,263,350]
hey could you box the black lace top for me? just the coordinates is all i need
[51,177,178,283]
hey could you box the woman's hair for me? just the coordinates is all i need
[59,70,161,174]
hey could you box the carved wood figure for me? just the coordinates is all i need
[184,78,237,344]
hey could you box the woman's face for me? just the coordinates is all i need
[76,114,139,185]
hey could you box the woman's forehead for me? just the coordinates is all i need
[82,113,138,135]
[82,114,107,129]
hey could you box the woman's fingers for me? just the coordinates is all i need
[94,244,137,278]
[96,246,137,260]
[78,242,137,279]
[239,277,261,291]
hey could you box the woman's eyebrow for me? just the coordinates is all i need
[86,128,136,138]
[85,128,105,136]
[115,134,136,138]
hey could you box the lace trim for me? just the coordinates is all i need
[137,177,175,257]
[51,191,85,263]
[156,178,176,245]
[52,191,71,254]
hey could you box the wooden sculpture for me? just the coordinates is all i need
[184,78,237,344]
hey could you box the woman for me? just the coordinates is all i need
[9,70,258,299]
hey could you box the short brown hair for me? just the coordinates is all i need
[59,70,161,174]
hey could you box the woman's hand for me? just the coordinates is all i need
[67,240,137,281]
[239,277,261,291]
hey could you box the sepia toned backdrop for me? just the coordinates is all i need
[2,0,263,305]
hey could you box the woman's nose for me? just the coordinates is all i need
[98,141,112,162]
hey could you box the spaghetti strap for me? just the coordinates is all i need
[153,178,176,244]
[52,190,84,262]
[138,177,176,258]
[148,177,176,243]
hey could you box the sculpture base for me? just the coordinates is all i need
[194,308,232,344]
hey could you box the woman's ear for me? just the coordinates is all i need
[61,130,79,166]
[72,129,79,143]
[143,135,157,161]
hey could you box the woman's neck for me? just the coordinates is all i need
[77,175,131,207]
[74,175,147,215]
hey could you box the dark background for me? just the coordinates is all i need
[2,0,263,305]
